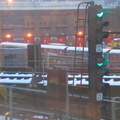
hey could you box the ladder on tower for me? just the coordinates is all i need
[74,2,94,78]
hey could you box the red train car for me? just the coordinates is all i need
[2,34,13,42]
[76,38,84,47]
[40,36,50,44]
[66,36,75,46]
[24,33,34,44]
[56,35,66,44]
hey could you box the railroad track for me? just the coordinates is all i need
[0,72,119,86]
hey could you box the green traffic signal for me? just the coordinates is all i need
[97,12,103,17]
[97,9,110,17]
[97,62,104,66]
[97,58,110,66]
[104,58,110,64]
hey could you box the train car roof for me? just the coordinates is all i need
[41,44,67,50]
[48,43,66,46]
[0,42,67,49]
[1,42,118,54]
[67,47,111,52]
[66,46,88,51]
[109,49,120,53]
[0,42,30,47]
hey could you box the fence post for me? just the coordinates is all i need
[9,86,13,120]
[66,72,69,120]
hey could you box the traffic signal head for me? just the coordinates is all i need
[97,9,110,17]
[96,19,109,44]
[97,57,104,67]
[96,53,110,75]
[88,5,110,45]
[97,21,109,30]
[88,4,110,86]
[97,57,109,67]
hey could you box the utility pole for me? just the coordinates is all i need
[88,3,110,120]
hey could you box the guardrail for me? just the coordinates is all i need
[0,84,119,120]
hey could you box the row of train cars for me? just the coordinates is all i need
[0,42,119,73]
[0,42,119,97]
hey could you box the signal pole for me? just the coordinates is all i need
[88,3,110,120]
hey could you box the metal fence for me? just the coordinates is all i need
[0,84,119,120]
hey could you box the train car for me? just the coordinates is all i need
[0,42,89,72]
[0,42,120,74]
[0,42,69,71]
[41,43,67,55]
[109,49,120,73]
[0,42,29,68]
[65,47,88,71]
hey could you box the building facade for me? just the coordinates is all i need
[0,1,119,46]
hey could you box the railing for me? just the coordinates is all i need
[0,84,119,120]
[104,97,120,120]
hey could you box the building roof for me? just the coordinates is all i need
[0,1,117,10]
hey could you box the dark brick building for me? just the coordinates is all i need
[0,4,119,46]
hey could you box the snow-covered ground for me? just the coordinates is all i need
[0,72,119,86]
